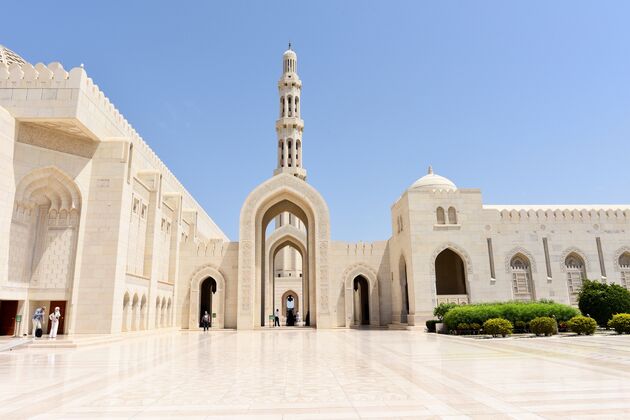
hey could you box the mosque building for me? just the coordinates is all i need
[0,44,629,335]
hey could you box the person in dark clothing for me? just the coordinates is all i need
[201,311,210,331]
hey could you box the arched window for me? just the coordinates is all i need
[565,253,586,305]
[436,207,446,225]
[296,139,301,167]
[280,96,285,117]
[510,254,534,301]
[295,96,300,116]
[448,207,457,224]
[619,252,630,290]
[287,139,293,167]
[288,95,293,117]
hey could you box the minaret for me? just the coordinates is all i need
[274,44,307,180]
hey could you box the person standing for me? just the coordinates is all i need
[48,307,61,339]
[274,309,280,327]
[32,306,45,338]
[201,311,210,332]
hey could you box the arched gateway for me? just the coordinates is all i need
[238,173,332,329]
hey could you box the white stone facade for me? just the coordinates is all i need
[0,45,628,335]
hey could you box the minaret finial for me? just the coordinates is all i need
[428,165,433,175]
[288,41,292,50]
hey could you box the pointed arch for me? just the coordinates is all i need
[15,166,81,212]
[189,263,227,329]
[507,252,535,301]
[504,247,538,273]
[239,173,331,329]
[342,263,380,327]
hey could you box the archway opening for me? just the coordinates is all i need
[259,198,313,327]
[435,248,468,304]
[352,275,370,326]
[199,277,217,327]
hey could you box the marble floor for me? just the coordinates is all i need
[1,330,630,419]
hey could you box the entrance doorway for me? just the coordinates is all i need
[353,276,370,326]
[435,248,468,304]
[0,300,19,335]
[199,277,217,327]
[46,301,67,335]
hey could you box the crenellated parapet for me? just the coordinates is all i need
[485,205,630,223]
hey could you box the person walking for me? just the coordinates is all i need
[201,311,210,332]
[48,307,61,339]
[32,306,45,338]
[274,309,280,327]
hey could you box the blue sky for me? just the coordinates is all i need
[4,1,630,240]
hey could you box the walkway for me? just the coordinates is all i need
[1,330,629,418]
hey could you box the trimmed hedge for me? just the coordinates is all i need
[483,318,513,337]
[567,315,597,335]
[608,313,630,334]
[529,317,558,336]
[443,301,579,330]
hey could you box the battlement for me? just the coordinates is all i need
[485,205,630,222]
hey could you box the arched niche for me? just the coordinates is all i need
[342,263,380,328]
[189,264,226,329]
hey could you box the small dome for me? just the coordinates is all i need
[0,45,26,66]
[283,42,297,58]
[411,166,457,191]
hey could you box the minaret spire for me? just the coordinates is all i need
[274,45,306,180]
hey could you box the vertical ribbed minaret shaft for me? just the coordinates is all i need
[274,44,306,180]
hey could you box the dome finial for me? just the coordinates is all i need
[288,41,292,51]
[428,165,433,175]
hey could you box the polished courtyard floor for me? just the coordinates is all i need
[1,329,630,419]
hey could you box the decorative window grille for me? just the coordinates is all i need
[510,255,533,301]
[565,253,586,305]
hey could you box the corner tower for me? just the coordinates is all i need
[274,44,306,180]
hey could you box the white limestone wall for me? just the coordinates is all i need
[0,106,15,289]
[177,240,239,329]
[395,186,630,325]
[330,240,390,327]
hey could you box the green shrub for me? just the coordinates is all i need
[470,322,481,332]
[529,317,558,336]
[443,301,579,330]
[425,319,438,333]
[607,313,630,334]
[483,318,513,337]
[567,315,597,335]
[456,323,470,334]
[578,280,630,326]
[433,302,458,321]
[514,320,527,333]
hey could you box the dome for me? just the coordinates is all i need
[0,45,26,66]
[410,166,457,191]
[283,49,297,59]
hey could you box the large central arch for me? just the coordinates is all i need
[238,174,332,329]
